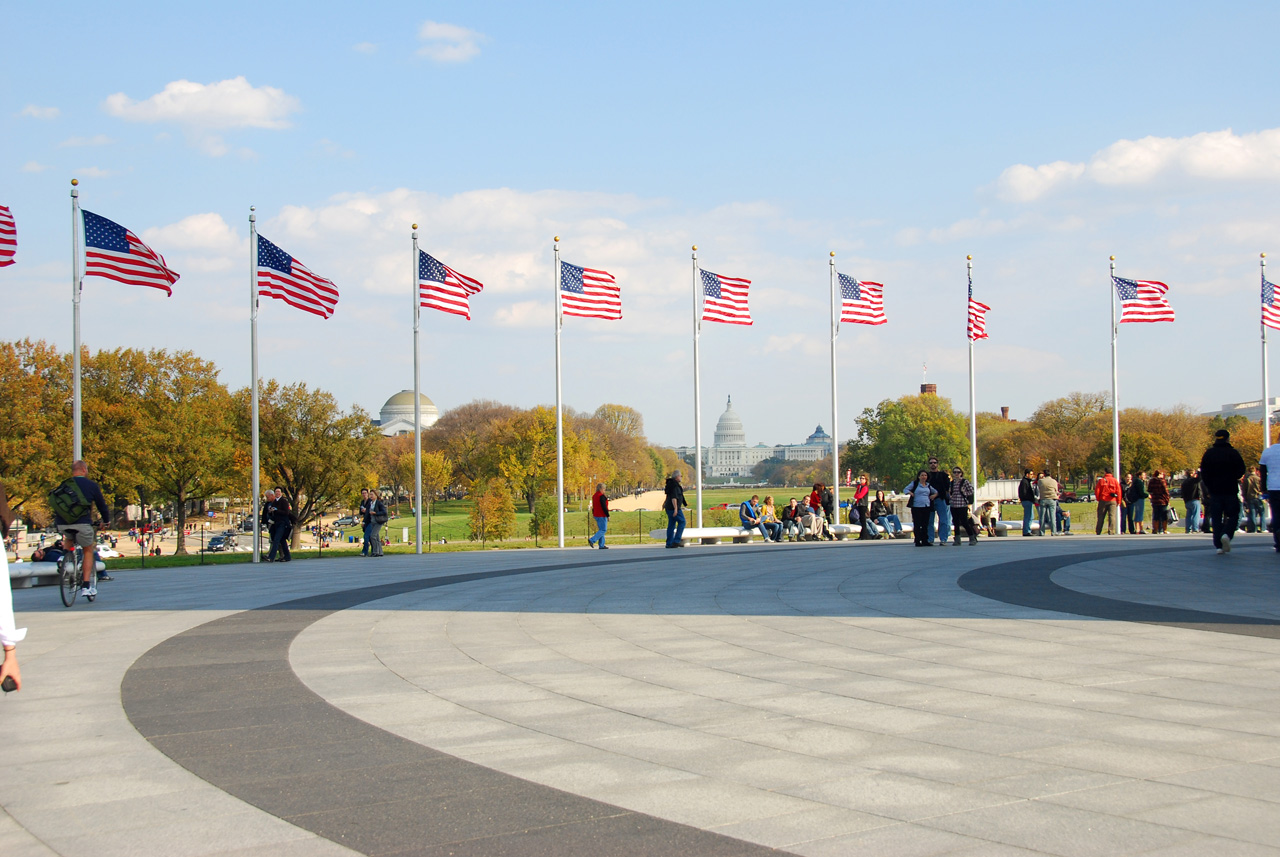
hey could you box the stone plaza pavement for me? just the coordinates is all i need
[5,533,1280,856]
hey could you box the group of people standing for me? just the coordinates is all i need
[904,457,979,546]
[358,488,388,557]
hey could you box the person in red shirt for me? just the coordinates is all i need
[1094,468,1122,535]
[588,483,610,550]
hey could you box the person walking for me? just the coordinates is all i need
[1094,467,1122,535]
[1180,470,1203,533]
[1147,470,1171,534]
[904,470,937,547]
[1200,429,1246,554]
[368,489,387,556]
[1259,443,1280,552]
[663,471,686,548]
[1244,467,1265,533]
[267,487,293,563]
[358,488,374,557]
[1018,469,1036,536]
[948,467,978,545]
[926,458,952,545]
[1,479,25,692]
[1037,470,1059,536]
[588,483,610,549]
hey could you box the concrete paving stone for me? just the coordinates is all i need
[1135,794,1280,845]
[921,791,1206,856]
[591,776,823,830]
[1132,836,1280,856]
[202,837,361,857]
[1034,779,1221,815]
[1156,762,1280,802]
[791,821,1006,857]
[1010,739,1231,779]
[709,804,900,849]
[0,810,61,857]
[41,809,319,857]
[781,770,1018,821]
[967,769,1128,800]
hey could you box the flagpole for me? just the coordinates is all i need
[692,245,704,528]
[829,252,840,515]
[250,207,261,564]
[554,237,565,547]
[1110,256,1121,481]
[1264,252,1271,451]
[412,225,423,554]
[70,178,82,460]
[967,255,978,490]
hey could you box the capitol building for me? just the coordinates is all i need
[373,390,440,436]
[670,396,833,478]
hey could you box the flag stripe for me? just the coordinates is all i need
[0,204,15,267]
[968,299,991,341]
[838,273,886,325]
[1263,273,1280,331]
[419,250,484,321]
[1113,276,1174,324]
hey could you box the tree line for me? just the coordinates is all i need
[1,340,684,552]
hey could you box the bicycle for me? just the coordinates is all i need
[58,526,97,607]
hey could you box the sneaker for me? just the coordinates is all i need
[97,573,114,581]
[599,544,609,550]
[83,585,97,597]
[587,541,596,549]
[1222,534,1232,553]
[1216,548,1225,555]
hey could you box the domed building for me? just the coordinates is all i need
[375,390,440,436]
[671,396,834,478]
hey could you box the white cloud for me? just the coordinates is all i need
[493,300,547,328]
[22,161,49,173]
[142,213,240,252]
[103,77,301,130]
[59,134,114,147]
[353,42,378,54]
[20,105,59,120]
[995,127,1280,202]
[417,21,485,62]
[75,166,117,178]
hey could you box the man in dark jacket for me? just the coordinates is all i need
[663,471,687,548]
[1017,469,1036,536]
[1179,470,1203,533]
[926,457,952,545]
[1200,430,1247,554]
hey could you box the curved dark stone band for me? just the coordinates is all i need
[122,553,791,857]
[958,545,1280,639]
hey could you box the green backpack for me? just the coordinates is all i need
[49,478,91,524]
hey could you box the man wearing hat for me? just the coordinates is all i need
[1199,429,1247,554]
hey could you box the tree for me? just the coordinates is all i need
[0,340,71,517]
[592,403,645,438]
[530,494,557,538]
[853,394,969,488]
[236,380,379,548]
[424,399,517,487]
[491,406,575,513]
[468,479,516,544]
[129,350,237,555]
[419,451,453,514]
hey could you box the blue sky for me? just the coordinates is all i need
[4,1,1280,447]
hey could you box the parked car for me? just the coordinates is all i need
[97,546,123,559]
[205,535,229,552]
[1060,490,1079,502]
[333,516,357,527]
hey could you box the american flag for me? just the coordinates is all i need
[967,267,990,341]
[1263,271,1280,331]
[838,273,886,325]
[257,234,338,319]
[82,209,179,295]
[1113,275,1174,324]
[701,269,751,325]
[419,250,483,320]
[560,262,620,320]
[0,205,15,267]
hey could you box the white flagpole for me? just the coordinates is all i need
[967,255,978,491]
[70,178,82,460]
[412,225,423,554]
[554,237,565,547]
[1110,256,1121,481]
[250,207,261,564]
[1264,252,1271,451]
[829,252,840,515]
[692,245,704,528]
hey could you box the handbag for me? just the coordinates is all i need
[1166,506,1178,524]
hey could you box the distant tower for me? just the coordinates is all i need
[921,384,937,395]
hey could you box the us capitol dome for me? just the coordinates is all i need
[375,390,440,436]
[671,395,832,478]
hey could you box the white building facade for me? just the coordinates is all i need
[373,390,440,436]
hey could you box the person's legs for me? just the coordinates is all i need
[590,516,607,546]
[1269,492,1280,551]
[927,502,937,543]
[1022,501,1034,535]
[1208,497,1225,549]
[911,507,930,545]
[1185,499,1200,532]
[938,500,952,543]
[1039,500,1055,534]
[674,509,686,544]
[280,526,292,561]
[887,514,903,534]
[360,522,371,556]
[1095,502,1106,535]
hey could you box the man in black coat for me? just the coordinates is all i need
[1017,469,1037,536]
[925,457,952,545]
[1200,430,1246,554]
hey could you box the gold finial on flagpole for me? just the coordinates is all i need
[967,254,972,260]
[554,235,559,243]
[1110,255,1116,261]
[412,223,418,230]
[1263,253,1267,259]
[692,245,697,251]
[830,251,835,257]
[70,178,79,186]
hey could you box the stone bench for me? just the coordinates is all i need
[10,558,107,589]
[647,526,767,545]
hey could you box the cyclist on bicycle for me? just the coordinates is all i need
[51,460,110,598]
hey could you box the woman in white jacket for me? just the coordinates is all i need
[1,481,25,691]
